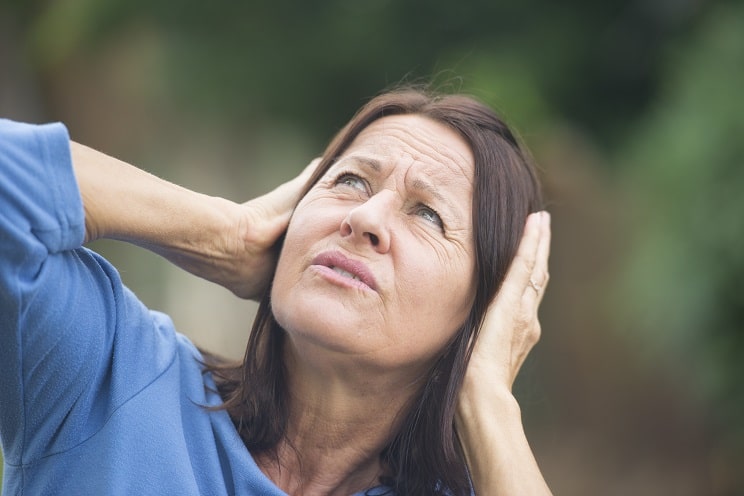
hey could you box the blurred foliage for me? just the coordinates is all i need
[13,0,711,144]
[618,0,744,446]
[2,0,743,493]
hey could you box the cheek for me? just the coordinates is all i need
[270,246,294,329]
[396,256,475,335]
[271,217,310,314]
[271,201,340,324]
[282,197,334,256]
[286,194,343,242]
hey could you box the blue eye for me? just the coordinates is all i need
[334,173,367,192]
[416,204,443,229]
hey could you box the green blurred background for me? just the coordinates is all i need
[1,0,742,494]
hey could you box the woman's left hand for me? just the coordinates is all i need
[467,210,550,391]
[456,211,552,495]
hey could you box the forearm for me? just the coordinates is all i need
[71,141,244,288]
[456,376,552,495]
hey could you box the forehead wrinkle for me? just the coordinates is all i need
[373,119,472,174]
[339,150,470,222]
[347,116,467,164]
[340,118,474,226]
[354,131,472,188]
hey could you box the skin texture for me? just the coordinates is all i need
[273,115,476,374]
[72,141,317,299]
[457,210,552,495]
[70,119,553,494]
[265,115,478,494]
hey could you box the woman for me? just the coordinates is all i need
[0,89,551,495]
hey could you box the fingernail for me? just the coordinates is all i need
[528,212,540,227]
[543,211,551,226]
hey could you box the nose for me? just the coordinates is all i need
[340,190,394,253]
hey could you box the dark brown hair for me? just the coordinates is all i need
[207,88,542,495]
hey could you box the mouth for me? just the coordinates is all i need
[311,251,378,291]
[330,266,362,282]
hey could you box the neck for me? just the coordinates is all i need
[255,336,427,495]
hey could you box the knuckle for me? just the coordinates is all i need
[518,259,533,278]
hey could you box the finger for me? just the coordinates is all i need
[519,212,550,311]
[277,157,322,197]
[502,212,542,299]
[251,158,322,214]
[476,212,543,343]
[296,157,322,182]
[531,211,551,304]
[534,212,551,281]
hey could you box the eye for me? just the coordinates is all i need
[333,172,369,194]
[415,204,444,230]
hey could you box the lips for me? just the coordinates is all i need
[311,251,378,291]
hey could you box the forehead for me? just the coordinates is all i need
[340,114,474,183]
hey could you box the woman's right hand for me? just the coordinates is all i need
[73,140,319,300]
[227,159,319,299]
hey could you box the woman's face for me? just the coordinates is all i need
[272,114,476,374]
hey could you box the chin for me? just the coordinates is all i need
[275,299,361,352]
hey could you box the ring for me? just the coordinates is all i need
[528,278,541,292]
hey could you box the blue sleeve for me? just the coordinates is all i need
[0,119,177,466]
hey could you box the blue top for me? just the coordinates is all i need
[0,119,390,496]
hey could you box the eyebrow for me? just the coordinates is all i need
[411,178,464,224]
[345,155,381,172]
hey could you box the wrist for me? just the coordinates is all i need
[457,381,553,495]
[457,377,521,434]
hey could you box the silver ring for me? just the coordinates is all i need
[528,278,541,292]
